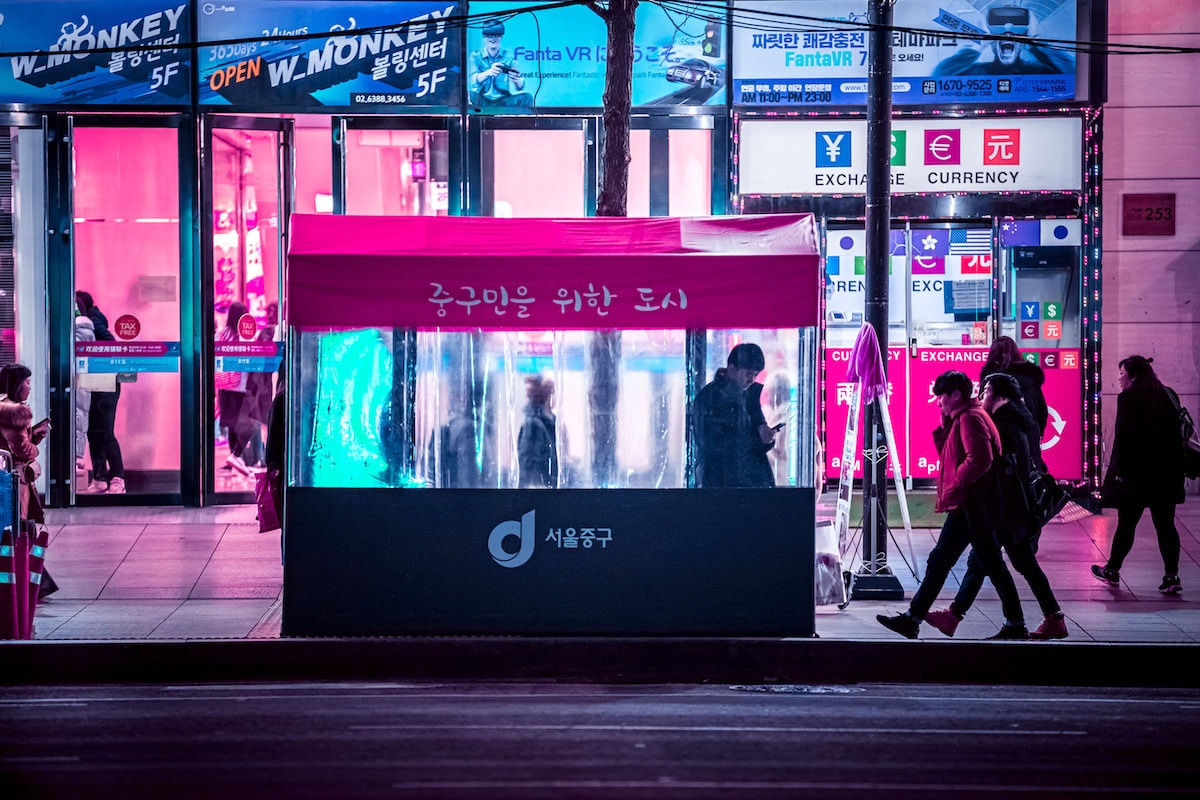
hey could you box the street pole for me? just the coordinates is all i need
[853,0,904,600]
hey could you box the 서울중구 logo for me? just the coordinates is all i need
[488,510,536,568]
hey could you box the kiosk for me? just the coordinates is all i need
[282,214,822,637]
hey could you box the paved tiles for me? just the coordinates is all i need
[23,495,1200,643]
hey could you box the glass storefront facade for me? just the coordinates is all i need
[0,0,1105,506]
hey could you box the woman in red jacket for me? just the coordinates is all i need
[877,370,1027,639]
[0,363,58,598]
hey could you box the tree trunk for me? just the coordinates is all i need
[589,1,637,486]
[596,0,638,218]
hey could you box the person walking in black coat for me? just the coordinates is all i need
[1093,355,1186,594]
[980,335,1049,443]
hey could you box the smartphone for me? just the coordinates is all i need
[772,422,786,431]
[32,417,50,431]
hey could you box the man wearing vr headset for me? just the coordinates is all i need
[934,1,1074,76]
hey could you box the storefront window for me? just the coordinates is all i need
[345,127,449,216]
[485,128,586,217]
[72,126,181,497]
[7,124,50,495]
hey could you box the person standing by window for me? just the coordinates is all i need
[1092,355,1185,595]
[0,363,57,598]
[76,291,125,494]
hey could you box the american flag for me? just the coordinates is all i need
[948,228,992,256]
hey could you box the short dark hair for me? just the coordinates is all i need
[982,372,1023,402]
[932,370,972,400]
[727,342,765,372]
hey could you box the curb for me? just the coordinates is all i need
[3,637,1199,688]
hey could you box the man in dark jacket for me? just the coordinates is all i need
[923,373,1068,640]
[693,343,777,488]
[877,370,1028,639]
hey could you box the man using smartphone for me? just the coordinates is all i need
[693,343,778,488]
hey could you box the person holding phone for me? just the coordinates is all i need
[693,343,777,488]
[469,21,534,110]
[0,362,58,598]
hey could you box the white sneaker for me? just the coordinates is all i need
[82,480,108,494]
[106,476,126,494]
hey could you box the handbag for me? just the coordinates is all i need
[1165,387,1200,480]
[255,468,281,533]
[1026,469,1070,526]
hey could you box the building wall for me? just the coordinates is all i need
[1104,2,1200,486]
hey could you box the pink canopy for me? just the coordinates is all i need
[287,214,820,330]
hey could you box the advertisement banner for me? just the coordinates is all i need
[75,341,181,373]
[733,0,1078,107]
[468,1,726,110]
[197,1,460,109]
[0,1,191,104]
[825,347,907,480]
[740,116,1082,195]
[908,347,1081,481]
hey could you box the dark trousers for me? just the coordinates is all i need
[910,508,1026,625]
[1108,502,1180,575]
[87,386,124,481]
[954,530,1061,619]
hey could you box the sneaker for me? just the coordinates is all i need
[923,608,961,638]
[1091,564,1120,586]
[1158,575,1182,595]
[987,624,1030,640]
[1030,614,1069,640]
[106,476,126,494]
[82,479,108,494]
[225,454,250,476]
[876,613,919,640]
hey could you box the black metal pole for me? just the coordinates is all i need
[853,0,903,600]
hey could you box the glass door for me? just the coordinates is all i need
[336,117,459,216]
[3,116,51,501]
[203,116,292,501]
[71,119,185,501]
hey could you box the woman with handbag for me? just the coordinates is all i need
[1093,355,1185,594]
[0,363,58,598]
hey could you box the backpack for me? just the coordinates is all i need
[1165,387,1200,480]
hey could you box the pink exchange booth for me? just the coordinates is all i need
[282,214,822,636]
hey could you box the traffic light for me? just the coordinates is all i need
[703,19,721,58]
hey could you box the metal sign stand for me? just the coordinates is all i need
[833,384,920,610]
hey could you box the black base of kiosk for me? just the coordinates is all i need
[282,488,816,637]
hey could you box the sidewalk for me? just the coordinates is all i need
[25,495,1200,644]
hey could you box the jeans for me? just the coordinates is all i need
[953,531,1061,619]
[87,386,124,481]
[1107,502,1180,575]
[910,507,1025,625]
